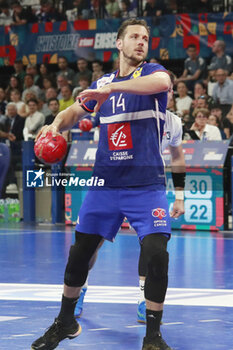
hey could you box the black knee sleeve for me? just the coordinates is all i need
[64,231,102,287]
[143,234,169,303]
[138,242,147,277]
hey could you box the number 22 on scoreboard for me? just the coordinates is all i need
[184,199,212,223]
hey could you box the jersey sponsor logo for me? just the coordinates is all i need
[152,208,166,219]
[131,67,143,79]
[108,123,133,151]
[97,73,115,89]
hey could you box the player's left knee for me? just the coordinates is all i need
[142,234,169,303]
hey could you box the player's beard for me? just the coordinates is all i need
[122,49,147,66]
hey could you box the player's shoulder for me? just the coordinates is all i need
[96,72,116,89]
[142,62,167,75]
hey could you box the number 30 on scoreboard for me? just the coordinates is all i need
[184,175,213,223]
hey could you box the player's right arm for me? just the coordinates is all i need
[36,101,87,140]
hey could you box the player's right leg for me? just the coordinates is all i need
[31,232,103,350]
[74,240,104,318]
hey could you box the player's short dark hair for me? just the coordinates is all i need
[117,19,150,40]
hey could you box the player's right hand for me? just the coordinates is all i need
[35,124,59,141]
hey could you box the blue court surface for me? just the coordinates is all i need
[0,224,233,350]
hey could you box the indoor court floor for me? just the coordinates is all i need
[0,224,233,350]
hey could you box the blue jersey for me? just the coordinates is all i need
[81,62,168,187]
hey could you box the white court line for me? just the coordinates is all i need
[0,284,233,308]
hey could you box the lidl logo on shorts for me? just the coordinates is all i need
[108,122,133,151]
[152,208,166,220]
[26,169,45,187]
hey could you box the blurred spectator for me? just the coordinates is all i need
[121,0,137,18]
[176,44,206,92]
[41,76,55,92]
[193,81,207,100]
[56,73,69,99]
[210,104,232,138]
[190,108,222,140]
[226,106,233,134]
[18,91,38,118]
[92,60,104,81]
[56,56,75,85]
[44,98,60,125]
[206,69,217,97]
[37,63,55,89]
[143,0,167,17]
[72,76,89,99]
[0,2,13,26]
[0,87,7,115]
[175,81,193,122]
[20,0,40,11]
[59,86,74,112]
[37,95,50,117]
[13,59,26,85]
[66,0,90,20]
[10,89,24,113]
[191,0,211,12]
[5,75,22,101]
[167,94,176,113]
[2,102,25,193]
[45,87,58,102]
[36,0,65,22]
[23,98,45,140]
[11,1,37,25]
[26,64,40,85]
[212,68,233,117]
[105,0,121,18]
[208,40,232,74]
[208,114,226,139]
[22,74,41,101]
[5,102,25,141]
[88,0,100,18]
[73,58,92,86]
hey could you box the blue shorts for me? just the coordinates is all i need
[75,185,171,241]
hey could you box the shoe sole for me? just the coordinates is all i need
[31,325,82,350]
[68,324,82,339]
[137,318,146,324]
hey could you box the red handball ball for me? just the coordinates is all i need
[79,118,93,132]
[34,132,67,164]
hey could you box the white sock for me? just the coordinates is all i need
[138,279,145,304]
[82,276,88,290]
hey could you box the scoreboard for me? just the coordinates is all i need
[65,140,230,231]
[164,141,229,231]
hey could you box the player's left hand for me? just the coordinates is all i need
[170,199,185,218]
[78,85,112,113]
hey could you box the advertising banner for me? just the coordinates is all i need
[1,13,233,65]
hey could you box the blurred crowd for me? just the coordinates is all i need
[0,0,227,25]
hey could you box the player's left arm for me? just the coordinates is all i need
[169,144,186,218]
[78,71,171,113]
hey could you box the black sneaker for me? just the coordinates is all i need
[142,332,173,350]
[31,317,82,350]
